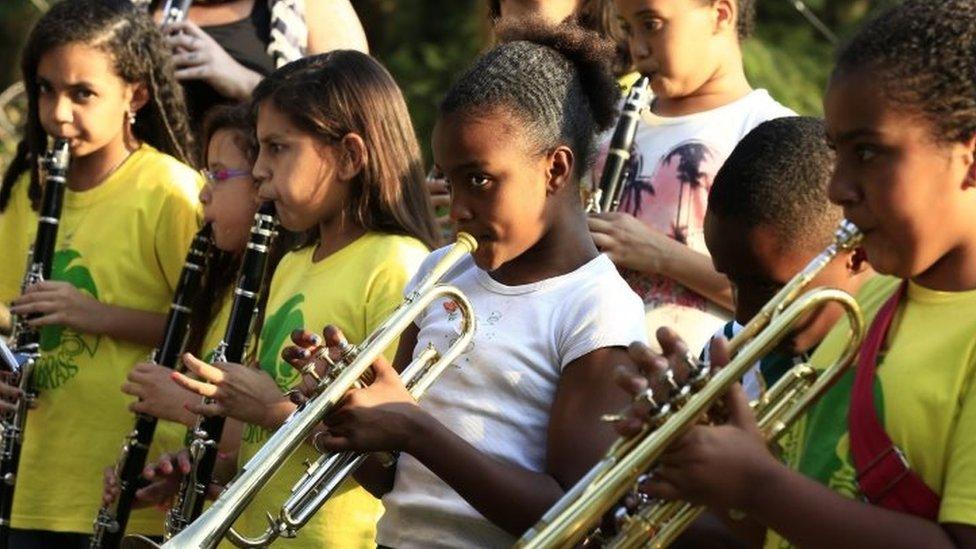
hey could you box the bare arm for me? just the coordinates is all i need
[93,305,168,347]
[305,0,369,54]
[350,322,420,498]
[746,461,976,549]
[588,213,733,312]
[402,347,632,535]
[657,240,734,311]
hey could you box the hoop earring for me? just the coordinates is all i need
[848,247,868,273]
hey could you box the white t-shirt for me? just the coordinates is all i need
[591,89,796,353]
[376,248,648,548]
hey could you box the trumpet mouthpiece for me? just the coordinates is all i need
[455,232,478,253]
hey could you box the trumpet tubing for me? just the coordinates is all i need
[516,221,865,549]
[121,233,478,549]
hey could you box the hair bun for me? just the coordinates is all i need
[494,18,619,132]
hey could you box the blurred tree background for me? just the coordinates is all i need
[0,0,900,165]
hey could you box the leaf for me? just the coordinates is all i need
[256,293,305,388]
[39,249,98,351]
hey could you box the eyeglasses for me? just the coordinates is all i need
[202,168,252,184]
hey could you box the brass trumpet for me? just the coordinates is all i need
[122,233,478,549]
[516,220,866,549]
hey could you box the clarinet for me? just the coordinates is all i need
[587,76,652,214]
[90,225,214,549]
[165,202,277,538]
[0,138,70,547]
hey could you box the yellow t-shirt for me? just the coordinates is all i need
[231,233,429,548]
[0,144,203,534]
[765,275,976,547]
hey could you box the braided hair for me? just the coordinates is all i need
[441,18,619,180]
[1,0,195,212]
[834,0,976,144]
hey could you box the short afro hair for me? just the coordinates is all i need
[708,117,841,251]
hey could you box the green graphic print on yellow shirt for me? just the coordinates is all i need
[230,233,429,548]
[0,144,203,535]
[34,249,100,390]
[764,276,976,548]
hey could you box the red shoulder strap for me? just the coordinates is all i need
[848,281,941,519]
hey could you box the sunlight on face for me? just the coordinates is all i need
[36,42,136,158]
[432,110,551,272]
[253,101,345,233]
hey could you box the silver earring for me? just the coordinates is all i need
[127,110,136,125]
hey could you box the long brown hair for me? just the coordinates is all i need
[184,104,297,357]
[1,0,195,212]
[251,50,440,250]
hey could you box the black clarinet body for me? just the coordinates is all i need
[165,202,277,537]
[90,225,214,548]
[590,76,652,214]
[0,138,70,548]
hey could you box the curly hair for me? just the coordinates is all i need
[252,50,440,250]
[0,0,195,212]
[834,0,976,144]
[441,18,619,179]
[709,117,840,251]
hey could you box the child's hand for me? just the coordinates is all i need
[291,326,420,454]
[11,280,105,334]
[135,450,188,509]
[172,353,287,427]
[123,362,199,427]
[613,328,776,511]
[0,376,22,414]
[588,212,679,274]
[102,465,121,507]
[612,328,710,437]
[640,383,774,511]
[280,328,333,400]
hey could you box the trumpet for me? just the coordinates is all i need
[516,220,866,549]
[122,233,479,549]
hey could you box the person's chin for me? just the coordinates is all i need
[471,246,505,272]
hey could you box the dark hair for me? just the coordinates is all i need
[709,117,840,250]
[0,0,195,212]
[731,0,756,40]
[441,18,619,180]
[251,51,440,250]
[202,103,258,165]
[486,1,633,77]
[833,0,976,144]
[185,103,257,357]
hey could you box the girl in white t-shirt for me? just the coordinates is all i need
[284,19,648,548]
[588,0,794,352]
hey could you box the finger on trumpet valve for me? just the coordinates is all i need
[310,345,335,368]
[300,362,322,383]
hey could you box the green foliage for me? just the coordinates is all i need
[257,293,304,388]
[40,249,98,352]
[0,0,895,167]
